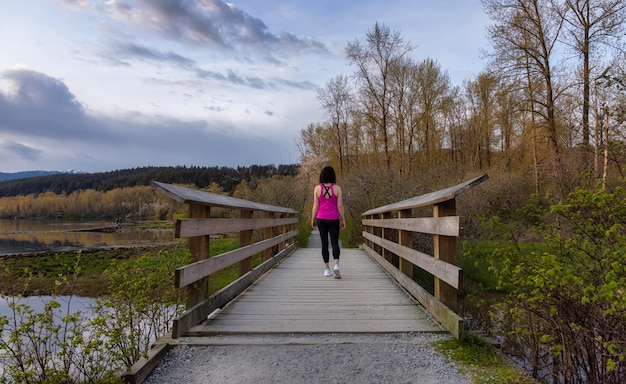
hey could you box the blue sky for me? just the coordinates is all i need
[0,0,489,173]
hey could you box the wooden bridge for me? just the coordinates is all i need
[122,174,488,383]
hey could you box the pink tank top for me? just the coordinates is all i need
[317,184,339,220]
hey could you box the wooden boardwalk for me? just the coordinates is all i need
[185,229,442,336]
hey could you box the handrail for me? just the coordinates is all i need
[361,174,488,339]
[152,181,299,339]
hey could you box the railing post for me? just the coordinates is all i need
[263,211,273,261]
[239,209,253,275]
[280,214,287,251]
[433,199,457,312]
[187,204,210,308]
[373,213,382,255]
[364,215,372,249]
[398,208,413,277]
[382,211,394,263]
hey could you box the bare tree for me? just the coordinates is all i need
[317,75,354,173]
[554,0,626,152]
[483,0,567,190]
[346,22,413,172]
[465,72,500,169]
[413,58,454,168]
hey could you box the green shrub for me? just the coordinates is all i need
[487,185,626,383]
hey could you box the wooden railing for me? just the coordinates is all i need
[152,181,299,339]
[361,174,488,339]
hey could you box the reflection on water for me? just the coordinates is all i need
[0,219,175,256]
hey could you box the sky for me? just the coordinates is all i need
[0,0,490,174]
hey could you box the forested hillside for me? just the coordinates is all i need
[0,164,299,198]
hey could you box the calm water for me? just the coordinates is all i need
[0,218,175,256]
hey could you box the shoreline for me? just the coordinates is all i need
[0,243,179,297]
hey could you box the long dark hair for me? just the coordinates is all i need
[319,166,336,184]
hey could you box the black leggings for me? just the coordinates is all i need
[316,218,340,263]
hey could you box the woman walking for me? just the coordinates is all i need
[311,166,346,278]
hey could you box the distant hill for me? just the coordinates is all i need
[0,169,86,182]
[0,170,61,182]
[0,165,299,198]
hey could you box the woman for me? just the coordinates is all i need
[311,166,346,278]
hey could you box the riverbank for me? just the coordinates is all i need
[0,243,179,297]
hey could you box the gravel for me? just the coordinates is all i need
[143,333,471,384]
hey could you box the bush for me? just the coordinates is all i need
[0,244,191,383]
[488,185,626,383]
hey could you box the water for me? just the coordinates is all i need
[0,218,175,255]
[0,295,95,321]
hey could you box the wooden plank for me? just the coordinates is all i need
[121,342,173,384]
[239,209,253,275]
[433,199,458,312]
[362,174,488,216]
[185,247,442,336]
[362,231,461,289]
[175,230,297,288]
[398,209,413,278]
[152,181,298,214]
[362,216,460,236]
[186,204,210,308]
[363,245,464,339]
[176,217,298,238]
[172,244,296,338]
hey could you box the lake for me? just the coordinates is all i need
[0,218,175,256]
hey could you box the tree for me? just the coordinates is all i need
[465,72,500,169]
[483,0,567,190]
[555,0,626,152]
[346,22,413,173]
[317,75,354,173]
[412,58,455,169]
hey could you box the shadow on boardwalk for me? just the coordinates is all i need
[142,231,470,384]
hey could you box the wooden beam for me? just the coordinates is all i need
[363,245,464,339]
[433,199,458,312]
[172,243,296,338]
[186,204,210,309]
[398,209,413,278]
[175,230,297,288]
[176,217,297,238]
[362,231,461,289]
[239,209,253,276]
[362,216,460,236]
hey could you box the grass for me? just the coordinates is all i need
[0,238,243,297]
[434,334,538,384]
[459,240,549,291]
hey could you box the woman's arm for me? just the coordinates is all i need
[336,185,346,229]
[311,185,320,228]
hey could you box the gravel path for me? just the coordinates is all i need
[143,333,471,384]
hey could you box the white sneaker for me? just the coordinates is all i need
[324,268,332,277]
[333,265,341,279]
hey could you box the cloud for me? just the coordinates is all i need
[0,140,42,161]
[0,69,92,140]
[104,40,317,91]
[109,41,197,69]
[0,68,299,172]
[57,0,329,57]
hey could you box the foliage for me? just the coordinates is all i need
[0,244,192,383]
[435,334,537,384]
[0,268,123,383]
[90,243,190,368]
[487,185,626,383]
[0,246,169,297]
